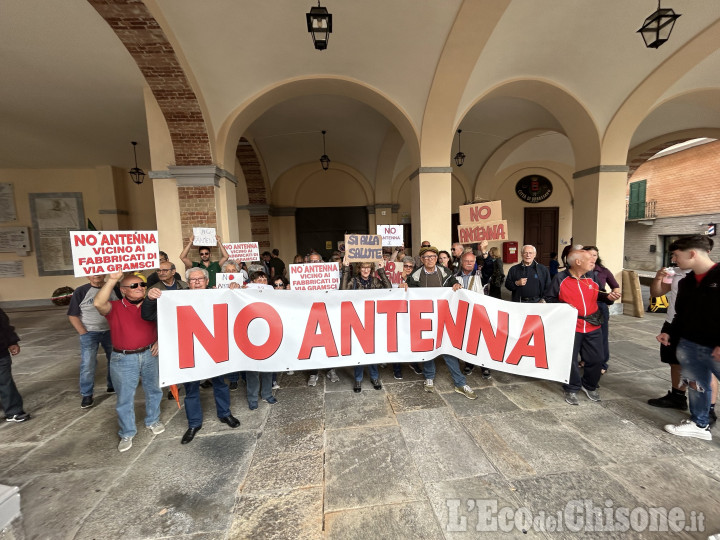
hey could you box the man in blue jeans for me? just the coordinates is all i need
[658,235,720,441]
[67,275,119,408]
[94,271,163,452]
[1,307,30,423]
[142,267,241,444]
[403,246,477,400]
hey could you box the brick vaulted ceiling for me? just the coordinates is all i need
[88,0,212,167]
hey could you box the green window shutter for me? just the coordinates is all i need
[628,180,646,219]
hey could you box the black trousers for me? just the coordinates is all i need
[0,353,24,417]
[563,329,604,393]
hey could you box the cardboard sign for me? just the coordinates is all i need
[193,227,216,246]
[458,220,509,244]
[458,201,502,225]
[384,261,406,287]
[156,288,577,386]
[215,272,247,289]
[344,234,383,264]
[70,231,159,277]
[289,262,341,290]
[223,242,259,262]
[376,225,404,247]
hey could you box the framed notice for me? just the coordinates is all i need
[30,192,85,276]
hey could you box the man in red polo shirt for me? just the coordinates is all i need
[94,271,163,452]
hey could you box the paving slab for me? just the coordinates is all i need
[604,457,720,538]
[599,370,676,402]
[323,389,395,430]
[442,385,521,417]
[228,487,323,540]
[384,380,446,414]
[497,380,572,410]
[424,473,546,538]
[608,340,662,371]
[325,425,424,512]
[550,406,681,463]
[242,450,323,494]
[255,417,325,454]
[510,469,646,540]
[266,386,325,427]
[75,432,256,539]
[463,410,609,479]
[397,408,494,483]
[325,501,445,540]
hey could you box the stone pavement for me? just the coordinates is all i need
[1,306,719,539]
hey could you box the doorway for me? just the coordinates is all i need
[523,207,559,266]
[296,206,368,260]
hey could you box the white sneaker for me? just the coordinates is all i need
[272,381,280,390]
[664,419,712,440]
[327,369,340,383]
[287,371,294,375]
[424,379,435,393]
[308,374,318,387]
[118,436,133,452]
[147,421,165,435]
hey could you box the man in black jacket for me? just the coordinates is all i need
[0,308,30,422]
[505,245,550,303]
[658,235,720,441]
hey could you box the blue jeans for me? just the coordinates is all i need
[79,331,113,396]
[354,364,379,382]
[423,355,466,387]
[246,372,273,404]
[676,338,720,428]
[109,349,162,438]
[0,353,24,417]
[184,377,231,428]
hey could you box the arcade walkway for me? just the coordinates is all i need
[1,307,718,539]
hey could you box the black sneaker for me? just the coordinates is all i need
[5,412,31,423]
[647,391,687,411]
[106,387,115,393]
[229,381,239,391]
[81,395,94,409]
[410,364,423,375]
[463,365,474,375]
[710,409,717,428]
[481,368,492,379]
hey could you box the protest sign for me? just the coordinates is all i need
[344,234,383,264]
[222,242,259,262]
[289,262,341,290]
[70,231,159,277]
[193,227,216,246]
[246,282,273,290]
[156,288,577,386]
[215,272,247,289]
[384,261,405,287]
[376,225,403,247]
[458,201,502,225]
[458,220,509,244]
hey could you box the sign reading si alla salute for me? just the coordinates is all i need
[457,201,508,243]
[344,234,383,264]
[156,288,577,386]
[70,231,159,277]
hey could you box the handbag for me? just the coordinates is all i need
[578,310,605,326]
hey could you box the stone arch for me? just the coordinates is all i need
[627,129,720,178]
[89,0,213,166]
[458,79,600,172]
[603,18,720,164]
[217,76,420,174]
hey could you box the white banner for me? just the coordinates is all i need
[223,242,259,262]
[70,231,159,277]
[157,288,577,386]
[288,262,341,290]
[193,227,216,246]
[376,224,404,246]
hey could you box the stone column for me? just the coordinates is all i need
[410,167,453,250]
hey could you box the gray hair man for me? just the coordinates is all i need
[504,245,550,303]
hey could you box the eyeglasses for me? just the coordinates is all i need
[421,255,437,260]
[188,277,207,283]
[200,252,211,256]
[121,282,147,289]
[403,264,414,268]
[273,283,284,288]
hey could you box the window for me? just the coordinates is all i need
[628,180,646,219]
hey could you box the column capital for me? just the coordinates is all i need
[573,165,629,179]
[409,167,453,180]
[150,165,238,186]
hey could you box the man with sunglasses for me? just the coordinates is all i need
[180,234,230,288]
[142,267,241,445]
[94,272,163,452]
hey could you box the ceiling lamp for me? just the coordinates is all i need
[319,130,331,171]
[637,1,681,49]
[453,129,466,167]
[129,141,146,185]
[306,2,332,51]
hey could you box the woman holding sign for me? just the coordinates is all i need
[341,260,391,392]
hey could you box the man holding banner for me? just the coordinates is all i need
[404,246,477,399]
[93,271,163,452]
[180,234,230,288]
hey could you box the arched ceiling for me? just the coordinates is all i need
[2,0,720,183]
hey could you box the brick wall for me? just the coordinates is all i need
[89,0,212,167]
[178,186,220,255]
[237,139,270,249]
